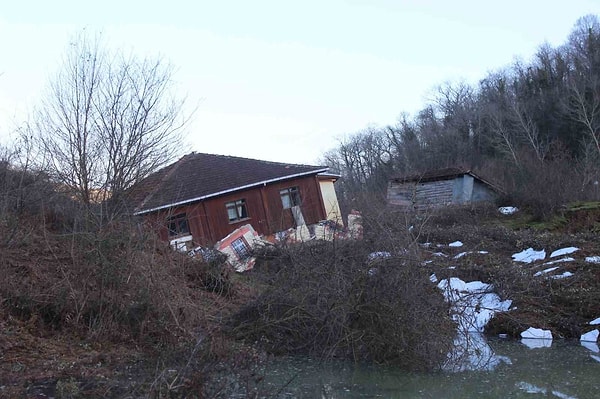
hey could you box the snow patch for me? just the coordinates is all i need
[429,273,438,283]
[581,341,599,353]
[454,250,488,259]
[512,248,546,263]
[542,257,575,266]
[367,251,391,262]
[499,206,518,215]
[589,317,600,325]
[534,267,560,276]
[580,329,599,342]
[448,241,463,247]
[585,256,600,264]
[437,278,511,332]
[550,247,579,258]
[521,327,552,340]
[551,271,573,279]
[591,354,600,363]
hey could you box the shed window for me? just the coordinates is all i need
[167,213,190,237]
[226,199,248,222]
[280,187,301,209]
[231,237,251,260]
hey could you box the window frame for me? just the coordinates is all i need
[231,237,252,260]
[225,199,249,223]
[280,186,302,209]
[167,213,191,237]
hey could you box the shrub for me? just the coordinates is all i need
[229,239,455,371]
[0,217,234,344]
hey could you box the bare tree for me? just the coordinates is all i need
[35,32,187,219]
[565,15,600,157]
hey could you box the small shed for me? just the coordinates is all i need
[387,168,500,210]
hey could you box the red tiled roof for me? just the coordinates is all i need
[127,153,328,214]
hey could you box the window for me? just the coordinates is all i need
[280,187,301,209]
[226,199,248,222]
[231,237,251,260]
[167,213,190,237]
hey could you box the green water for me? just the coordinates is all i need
[258,336,600,398]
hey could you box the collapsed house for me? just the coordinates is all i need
[126,152,344,269]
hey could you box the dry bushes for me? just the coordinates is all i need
[0,217,233,345]
[229,239,455,371]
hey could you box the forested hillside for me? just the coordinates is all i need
[324,15,600,217]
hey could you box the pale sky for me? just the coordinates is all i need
[0,1,597,164]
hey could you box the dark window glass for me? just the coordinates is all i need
[225,199,248,222]
[280,187,301,209]
[167,213,190,237]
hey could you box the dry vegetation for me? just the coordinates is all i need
[230,239,455,371]
[2,158,600,397]
[412,202,600,339]
[0,163,260,397]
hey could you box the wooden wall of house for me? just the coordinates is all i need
[149,174,326,247]
[415,179,454,208]
[388,175,497,210]
[388,179,455,209]
[259,175,325,232]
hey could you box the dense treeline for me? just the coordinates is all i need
[324,15,600,217]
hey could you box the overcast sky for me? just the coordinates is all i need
[0,1,597,164]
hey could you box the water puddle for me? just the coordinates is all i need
[259,337,600,398]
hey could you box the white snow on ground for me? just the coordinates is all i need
[534,267,559,276]
[591,354,600,363]
[437,278,512,332]
[580,329,599,342]
[512,248,546,263]
[449,241,463,247]
[367,251,391,261]
[590,317,600,325]
[585,256,600,263]
[429,273,438,283]
[454,251,489,259]
[432,252,448,257]
[438,277,513,372]
[550,247,579,258]
[499,206,518,215]
[580,341,599,353]
[521,327,552,340]
[542,257,575,266]
[551,271,574,279]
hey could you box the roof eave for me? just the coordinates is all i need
[134,167,329,215]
